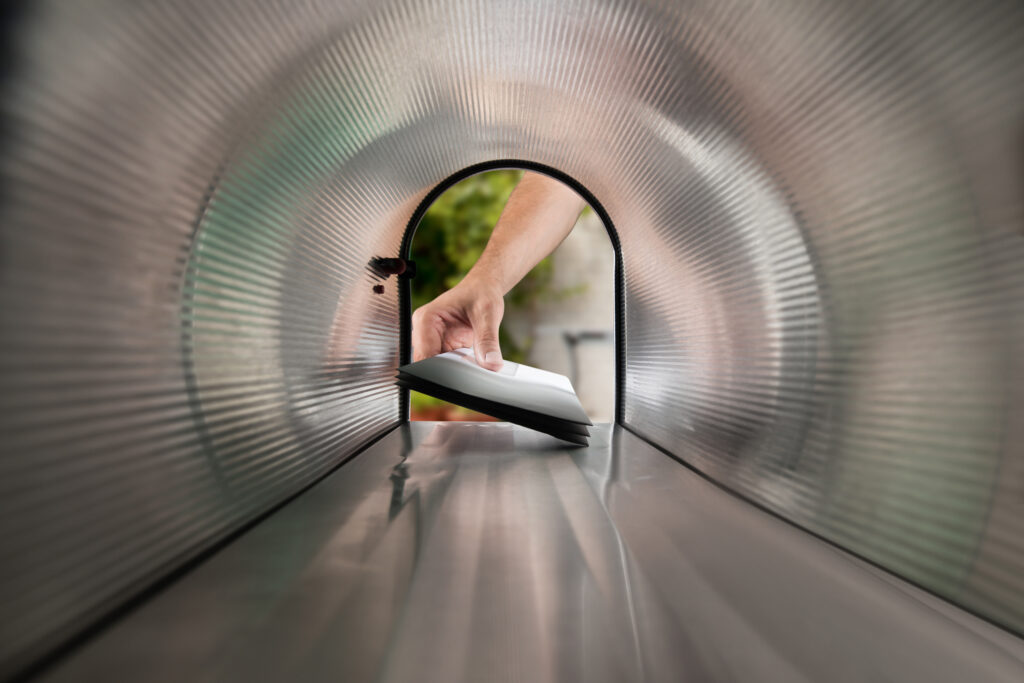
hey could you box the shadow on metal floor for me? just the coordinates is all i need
[44,423,1024,682]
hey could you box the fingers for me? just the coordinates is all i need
[412,287,503,370]
[468,302,504,371]
[411,307,441,361]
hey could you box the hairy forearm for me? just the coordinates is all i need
[462,172,586,294]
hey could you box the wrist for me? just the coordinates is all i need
[459,268,507,299]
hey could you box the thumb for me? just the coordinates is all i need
[469,304,503,371]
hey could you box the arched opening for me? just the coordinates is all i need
[399,161,625,424]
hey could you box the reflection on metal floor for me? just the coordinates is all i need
[44,423,1024,682]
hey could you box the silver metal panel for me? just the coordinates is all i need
[41,423,1024,682]
[1,0,1023,676]
[616,0,1024,639]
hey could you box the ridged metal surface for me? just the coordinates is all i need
[1,0,1023,676]
[616,0,1024,639]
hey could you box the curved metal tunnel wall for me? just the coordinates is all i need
[1,0,1023,676]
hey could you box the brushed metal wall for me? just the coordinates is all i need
[1,0,1022,676]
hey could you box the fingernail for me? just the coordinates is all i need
[484,352,502,367]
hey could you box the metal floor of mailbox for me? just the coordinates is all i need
[43,423,1024,683]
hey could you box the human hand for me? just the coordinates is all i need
[411,278,505,370]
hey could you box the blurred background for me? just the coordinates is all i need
[409,170,615,422]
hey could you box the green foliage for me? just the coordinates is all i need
[410,169,523,311]
[411,169,580,365]
[410,389,483,417]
